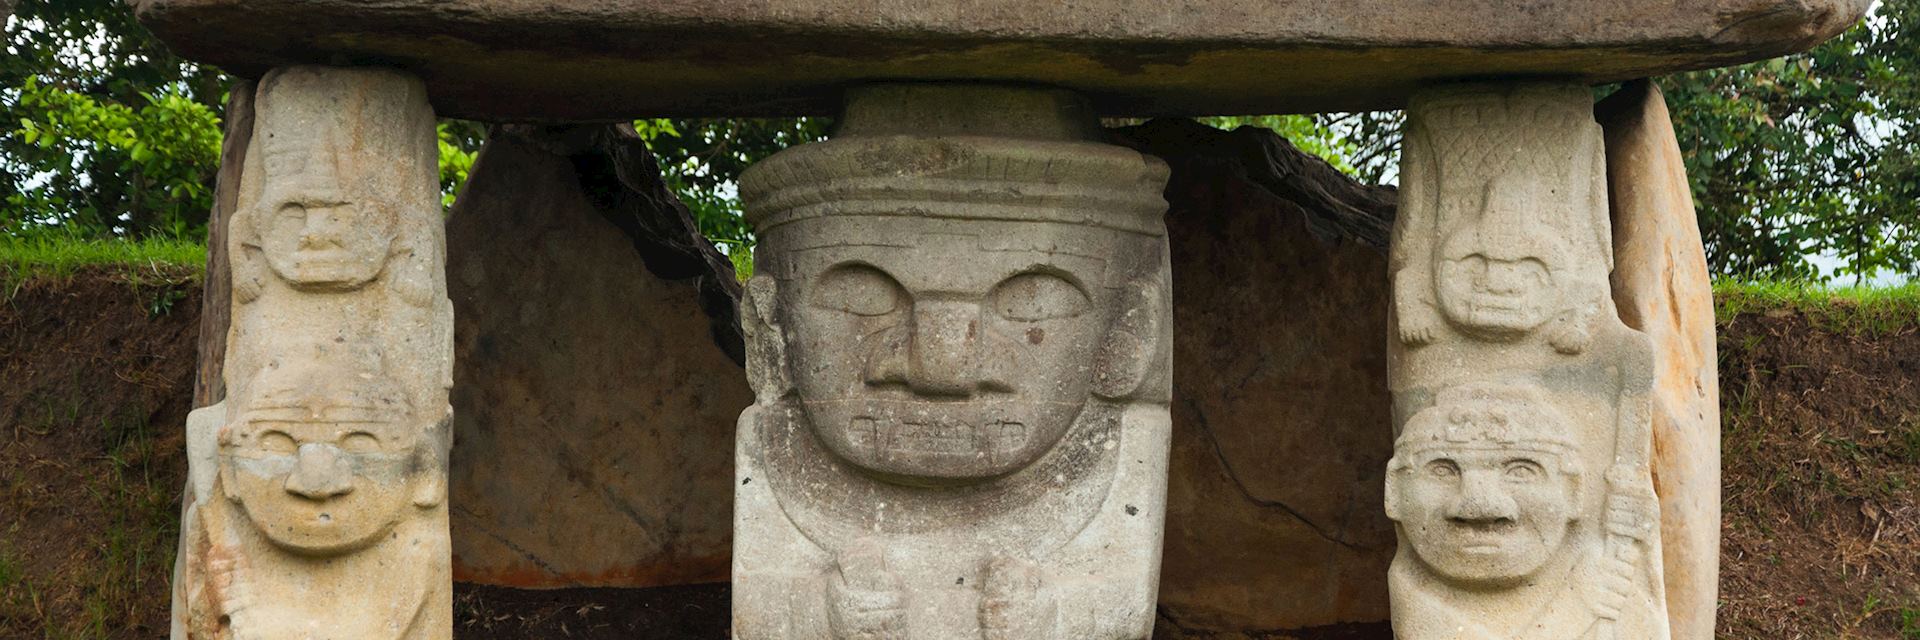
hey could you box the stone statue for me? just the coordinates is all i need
[1393,84,1611,356]
[172,66,451,640]
[1386,83,1670,640]
[731,84,1173,640]
[1386,382,1664,639]
[181,342,451,639]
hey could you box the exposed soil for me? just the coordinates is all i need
[1716,311,1920,638]
[1,271,1915,639]
[0,269,199,639]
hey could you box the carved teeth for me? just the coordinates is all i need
[848,416,1027,458]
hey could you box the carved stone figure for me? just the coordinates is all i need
[1386,382,1663,639]
[188,342,451,638]
[1394,84,1611,356]
[1387,83,1671,640]
[172,66,451,640]
[732,84,1172,640]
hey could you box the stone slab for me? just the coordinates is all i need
[445,124,750,589]
[1115,119,1399,634]
[128,0,1868,120]
[190,78,252,408]
[1598,80,1723,640]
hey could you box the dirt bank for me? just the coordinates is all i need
[1,270,1914,638]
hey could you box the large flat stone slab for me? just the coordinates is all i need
[446,124,749,589]
[130,0,1868,120]
[1115,119,1399,636]
[1598,80,1723,640]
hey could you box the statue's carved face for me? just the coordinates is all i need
[221,371,425,556]
[256,177,396,290]
[1392,443,1577,587]
[1436,229,1560,338]
[775,224,1137,485]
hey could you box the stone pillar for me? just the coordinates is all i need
[1597,80,1722,640]
[732,85,1173,639]
[1386,83,1671,639]
[171,66,452,640]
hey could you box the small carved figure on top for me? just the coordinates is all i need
[1393,84,1611,355]
[230,66,441,306]
[1385,381,1666,640]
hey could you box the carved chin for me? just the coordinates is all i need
[1409,528,1562,587]
[236,497,408,556]
[804,398,1083,485]
[267,252,385,289]
[1442,299,1549,338]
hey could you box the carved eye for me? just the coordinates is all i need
[1504,460,1545,483]
[341,432,382,455]
[277,202,308,222]
[1522,258,1552,286]
[1425,459,1460,479]
[258,430,298,454]
[811,265,902,317]
[991,272,1089,322]
[1456,255,1487,280]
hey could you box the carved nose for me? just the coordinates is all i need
[905,300,982,397]
[1446,471,1517,524]
[298,207,345,250]
[1481,262,1526,295]
[284,443,354,500]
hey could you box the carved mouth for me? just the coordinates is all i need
[846,415,1028,459]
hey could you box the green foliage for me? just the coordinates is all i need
[2,0,229,240]
[1662,0,1920,281]
[436,120,483,208]
[633,117,829,273]
[0,234,203,295]
[1199,112,1404,185]
[8,77,222,237]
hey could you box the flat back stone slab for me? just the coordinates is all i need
[1599,80,1723,640]
[446,124,748,589]
[130,0,1868,120]
[1115,120,1399,636]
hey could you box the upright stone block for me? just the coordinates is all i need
[1387,83,1671,639]
[1597,80,1722,640]
[445,125,748,589]
[732,85,1173,639]
[172,66,451,640]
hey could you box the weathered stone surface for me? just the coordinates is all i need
[191,78,252,408]
[733,85,1172,639]
[1597,80,1722,640]
[173,66,452,640]
[1388,83,1670,639]
[444,123,749,588]
[1112,119,1398,636]
[128,0,1869,120]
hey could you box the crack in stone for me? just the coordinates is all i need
[1181,397,1369,551]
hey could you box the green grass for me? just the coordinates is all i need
[0,235,204,298]
[1714,278,1920,335]
[0,235,205,279]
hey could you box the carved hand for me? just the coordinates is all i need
[1547,315,1593,354]
[206,552,262,637]
[1603,469,1659,542]
[828,541,908,640]
[1547,292,1598,354]
[979,556,1056,640]
[1394,271,1441,347]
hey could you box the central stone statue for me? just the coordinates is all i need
[731,84,1174,639]
[1387,83,1670,640]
